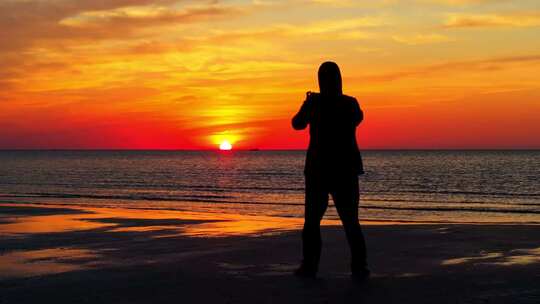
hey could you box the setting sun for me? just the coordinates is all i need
[219,141,232,151]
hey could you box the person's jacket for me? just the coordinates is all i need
[292,92,364,176]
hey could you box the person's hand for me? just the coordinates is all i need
[303,91,313,109]
[303,91,316,118]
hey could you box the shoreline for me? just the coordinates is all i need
[1,199,540,226]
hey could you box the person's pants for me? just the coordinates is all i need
[302,173,367,271]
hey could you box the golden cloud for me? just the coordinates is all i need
[445,11,540,28]
[392,33,454,45]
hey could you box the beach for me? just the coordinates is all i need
[1,202,539,303]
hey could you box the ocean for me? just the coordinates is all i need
[0,150,539,223]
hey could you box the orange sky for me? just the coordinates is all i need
[1,0,539,149]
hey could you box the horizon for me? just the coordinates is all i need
[1,148,539,151]
[1,0,540,150]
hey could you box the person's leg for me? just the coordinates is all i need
[331,175,368,274]
[298,174,329,275]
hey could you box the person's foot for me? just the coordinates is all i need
[351,267,370,281]
[294,264,317,278]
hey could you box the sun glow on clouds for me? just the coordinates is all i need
[0,0,540,149]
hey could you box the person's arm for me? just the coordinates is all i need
[292,92,314,130]
[352,98,363,126]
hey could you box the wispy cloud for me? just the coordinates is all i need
[60,5,245,28]
[444,11,540,28]
[419,0,502,5]
[0,1,244,55]
[283,16,386,35]
[392,33,454,45]
[357,54,540,82]
[307,0,361,7]
[194,15,386,46]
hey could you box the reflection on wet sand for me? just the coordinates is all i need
[0,202,407,279]
[497,247,540,266]
[0,213,116,235]
[442,247,540,266]
[177,215,303,237]
[442,252,503,265]
[0,203,308,237]
[0,203,309,279]
[0,248,99,279]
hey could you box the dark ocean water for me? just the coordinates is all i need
[0,150,539,223]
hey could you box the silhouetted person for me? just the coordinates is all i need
[292,61,369,279]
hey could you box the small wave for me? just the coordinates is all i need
[361,189,540,198]
[0,192,235,202]
[0,192,304,207]
[0,182,304,192]
[243,171,297,176]
[361,205,540,215]
[2,192,540,215]
[3,181,539,198]
[362,198,540,207]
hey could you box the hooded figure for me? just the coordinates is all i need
[293,61,364,176]
[292,61,369,279]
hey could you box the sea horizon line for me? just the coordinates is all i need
[0,148,539,152]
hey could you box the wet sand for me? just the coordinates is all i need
[1,202,540,303]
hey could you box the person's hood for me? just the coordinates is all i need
[318,61,342,96]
